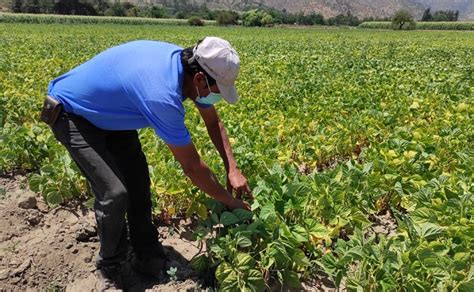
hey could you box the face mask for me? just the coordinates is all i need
[195,76,223,105]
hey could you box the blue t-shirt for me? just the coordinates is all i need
[48,40,206,146]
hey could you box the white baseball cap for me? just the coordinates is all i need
[189,37,240,104]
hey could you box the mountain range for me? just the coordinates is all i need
[135,0,474,20]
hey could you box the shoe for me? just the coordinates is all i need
[95,265,123,291]
[95,263,141,291]
[131,252,167,279]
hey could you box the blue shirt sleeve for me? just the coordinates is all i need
[142,99,191,146]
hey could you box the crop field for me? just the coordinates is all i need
[0,12,217,25]
[0,24,473,290]
[358,21,474,31]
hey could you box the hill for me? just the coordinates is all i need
[1,0,473,20]
[138,0,474,20]
[415,0,474,20]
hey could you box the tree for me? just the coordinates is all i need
[188,16,204,26]
[432,10,459,22]
[309,12,325,25]
[422,8,433,21]
[392,10,416,30]
[38,0,54,13]
[327,12,360,26]
[10,0,23,12]
[105,2,126,17]
[53,0,97,15]
[261,13,274,27]
[23,0,40,13]
[242,9,274,27]
[148,6,166,18]
[216,10,238,26]
[91,0,110,15]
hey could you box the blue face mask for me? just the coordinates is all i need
[196,76,223,105]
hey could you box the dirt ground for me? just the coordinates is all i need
[0,175,203,291]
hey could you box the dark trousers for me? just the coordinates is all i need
[52,111,162,268]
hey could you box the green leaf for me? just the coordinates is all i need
[347,246,364,261]
[46,190,63,205]
[197,203,208,219]
[292,249,310,267]
[190,254,209,273]
[291,225,309,243]
[247,219,262,234]
[394,182,404,195]
[334,169,343,182]
[309,223,330,241]
[236,234,252,248]
[220,271,239,291]
[420,222,445,241]
[422,257,438,268]
[428,242,449,256]
[411,207,436,223]
[215,262,233,283]
[28,174,43,192]
[351,211,372,229]
[210,244,225,256]
[220,211,239,226]
[454,252,470,262]
[246,269,266,291]
[362,162,373,174]
[233,208,253,222]
[235,253,255,269]
[211,213,219,224]
[458,279,474,292]
[283,270,301,288]
[267,241,289,268]
[259,203,276,220]
[41,165,55,174]
[84,197,95,209]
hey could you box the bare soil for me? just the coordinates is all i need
[0,175,202,291]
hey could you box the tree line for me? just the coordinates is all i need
[7,0,376,26]
[421,8,459,22]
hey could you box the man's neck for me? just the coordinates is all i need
[182,74,196,102]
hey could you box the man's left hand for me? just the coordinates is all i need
[227,169,253,200]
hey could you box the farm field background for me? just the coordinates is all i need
[0,24,473,290]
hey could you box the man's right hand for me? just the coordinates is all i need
[226,197,251,211]
[168,142,252,212]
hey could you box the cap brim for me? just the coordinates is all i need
[217,82,239,104]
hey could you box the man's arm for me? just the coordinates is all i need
[196,105,252,199]
[167,142,250,210]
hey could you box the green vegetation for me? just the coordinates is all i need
[392,10,416,30]
[188,16,204,26]
[416,21,474,30]
[215,10,238,26]
[1,24,472,290]
[359,21,474,31]
[0,12,216,25]
[241,9,274,27]
[422,8,460,22]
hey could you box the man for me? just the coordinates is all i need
[42,36,252,290]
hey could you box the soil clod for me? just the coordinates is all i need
[17,194,37,210]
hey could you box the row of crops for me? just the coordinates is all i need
[2,13,473,31]
[0,12,217,25]
[358,21,474,30]
[0,24,472,290]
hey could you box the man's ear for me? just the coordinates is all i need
[193,72,207,93]
[193,72,204,86]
